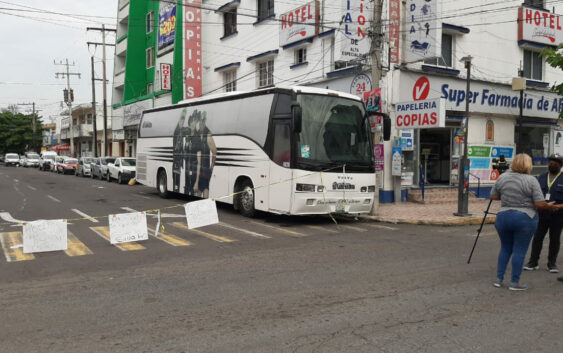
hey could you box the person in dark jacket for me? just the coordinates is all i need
[524,153,563,273]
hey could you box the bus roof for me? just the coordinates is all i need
[146,86,363,114]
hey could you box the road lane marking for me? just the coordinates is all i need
[89,226,146,251]
[0,232,35,262]
[65,232,93,256]
[306,225,338,234]
[27,185,37,191]
[147,227,193,247]
[366,224,398,231]
[247,220,306,237]
[13,179,19,183]
[216,222,271,239]
[47,195,61,203]
[171,222,236,243]
[0,212,25,224]
[337,224,368,233]
[71,209,99,223]
[121,207,183,219]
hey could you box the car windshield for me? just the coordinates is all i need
[296,94,373,172]
[122,159,136,166]
[83,158,93,163]
[65,159,78,164]
[45,155,56,160]
[6,154,18,159]
[28,154,39,159]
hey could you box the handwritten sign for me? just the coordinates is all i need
[184,199,219,229]
[23,219,67,254]
[109,212,148,244]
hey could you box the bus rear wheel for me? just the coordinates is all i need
[157,170,169,198]
[236,180,255,217]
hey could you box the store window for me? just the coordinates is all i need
[224,70,237,92]
[146,47,154,68]
[424,34,453,67]
[224,8,237,37]
[257,60,274,88]
[486,120,494,142]
[515,125,551,167]
[524,0,544,9]
[295,48,307,65]
[523,49,543,81]
[87,114,93,124]
[257,0,274,21]
[146,11,154,34]
[147,82,153,94]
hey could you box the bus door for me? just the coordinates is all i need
[269,120,293,213]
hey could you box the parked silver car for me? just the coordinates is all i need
[23,152,40,167]
[91,157,115,179]
[76,157,94,177]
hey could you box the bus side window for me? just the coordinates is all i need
[274,94,292,115]
[272,122,291,167]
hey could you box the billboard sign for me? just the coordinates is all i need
[394,98,446,129]
[184,0,202,99]
[389,0,401,63]
[158,4,176,50]
[518,7,562,46]
[279,1,319,46]
[405,0,440,63]
[338,0,372,61]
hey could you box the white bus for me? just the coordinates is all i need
[137,86,377,216]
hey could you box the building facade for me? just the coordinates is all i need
[111,0,563,202]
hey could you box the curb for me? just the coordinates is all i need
[357,214,497,226]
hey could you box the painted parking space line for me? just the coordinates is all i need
[306,225,338,234]
[0,212,25,224]
[247,220,306,237]
[216,222,271,239]
[89,226,146,251]
[171,222,237,243]
[366,223,398,231]
[148,227,192,247]
[65,231,93,256]
[27,185,37,191]
[0,232,35,262]
[47,195,61,203]
[71,209,99,223]
[337,224,369,233]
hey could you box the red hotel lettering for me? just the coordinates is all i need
[281,4,312,29]
[525,8,562,30]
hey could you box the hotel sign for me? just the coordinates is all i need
[279,1,319,46]
[518,7,562,46]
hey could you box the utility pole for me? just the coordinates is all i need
[370,0,384,214]
[455,56,473,217]
[91,56,98,157]
[87,25,116,156]
[55,59,81,156]
[17,102,39,150]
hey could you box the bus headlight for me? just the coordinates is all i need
[361,187,367,192]
[296,183,316,192]
[368,186,376,192]
[317,185,324,192]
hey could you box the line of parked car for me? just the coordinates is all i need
[1,151,137,184]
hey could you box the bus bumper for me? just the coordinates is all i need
[292,192,374,215]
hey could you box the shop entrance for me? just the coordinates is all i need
[420,128,452,184]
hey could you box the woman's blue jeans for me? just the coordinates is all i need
[494,210,538,283]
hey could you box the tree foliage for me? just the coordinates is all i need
[541,43,563,118]
[0,111,44,155]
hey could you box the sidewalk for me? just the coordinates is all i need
[362,199,500,226]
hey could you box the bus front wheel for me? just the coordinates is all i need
[157,170,169,198]
[236,180,255,217]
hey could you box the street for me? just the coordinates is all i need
[0,165,561,353]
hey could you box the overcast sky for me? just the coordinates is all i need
[0,0,116,123]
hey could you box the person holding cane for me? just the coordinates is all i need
[490,154,561,291]
[523,153,563,273]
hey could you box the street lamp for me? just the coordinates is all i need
[455,56,473,217]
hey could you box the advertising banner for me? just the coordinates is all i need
[363,88,382,113]
[374,144,384,172]
[518,7,562,46]
[554,130,563,154]
[158,4,176,51]
[394,98,446,129]
[468,145,515,183]
[405,0,440,63]
[389,0,400,64]
[160,63,172,91]
[279,1,319,46]
[392,147,402,176]
[184,0,202,99]
[338,0,372,61]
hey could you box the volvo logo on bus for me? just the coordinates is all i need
[332,182,355,190]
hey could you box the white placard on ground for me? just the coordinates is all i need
[109,211,148,244]
[23,219,68,254]
[184,200,219,229]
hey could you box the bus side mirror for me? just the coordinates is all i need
[292,104,302,133]
[367,113,391,141]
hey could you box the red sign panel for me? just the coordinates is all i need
[518,7,562,46]
[161,63,172,91]
[412,77,430,101]
[389,0,400,63]
[184,0,202,99]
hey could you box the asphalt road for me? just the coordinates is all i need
[0,165,561,353]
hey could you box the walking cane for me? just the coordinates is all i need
[467,199,494,264]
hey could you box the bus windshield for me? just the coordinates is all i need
[296,94,373,172]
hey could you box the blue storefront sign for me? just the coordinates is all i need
[490,147,514,159]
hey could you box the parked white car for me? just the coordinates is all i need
[23,152,40,167]
[107,157,136,184]
[4,153,20,166]
[39,151,57,171]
